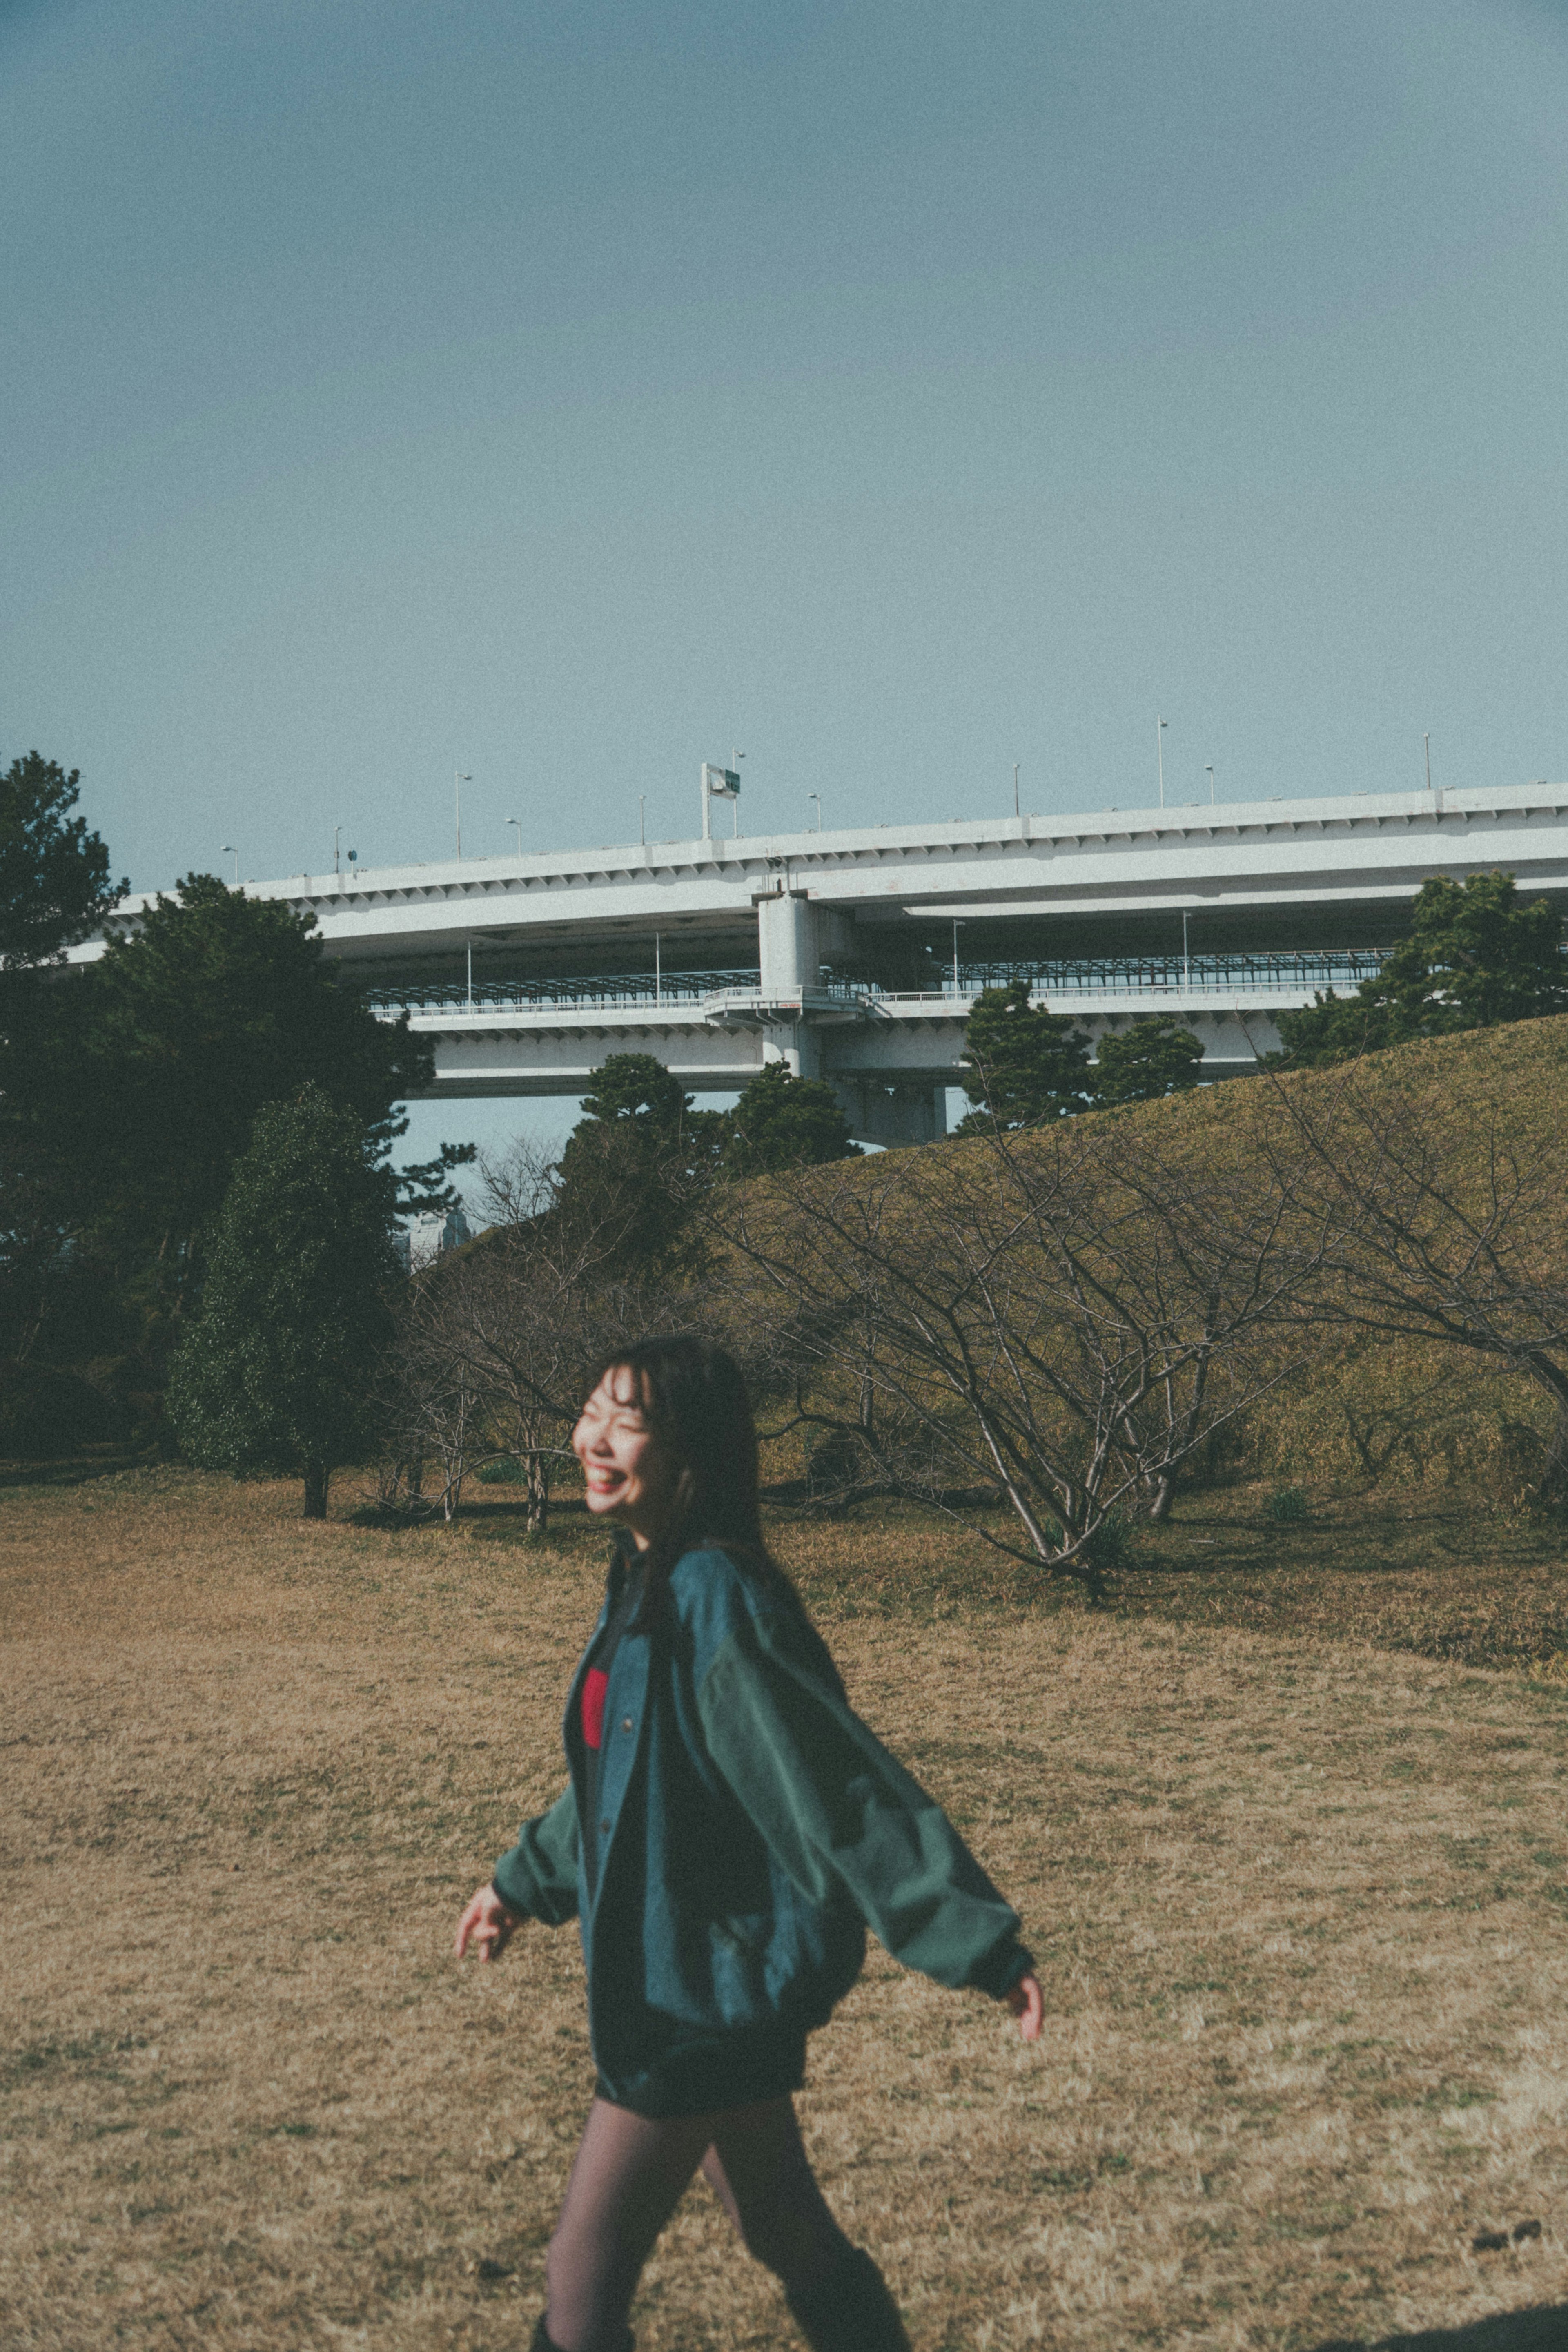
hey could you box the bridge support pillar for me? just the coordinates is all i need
[762,1024,821,1081]
[831,1078,948,1150]
[756,886,819,994]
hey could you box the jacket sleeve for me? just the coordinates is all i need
[492,1785,581,1925]
[697,1612,1031,1998]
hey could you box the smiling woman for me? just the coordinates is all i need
[572,1362,690,1544]
[454,1333,1042,2352]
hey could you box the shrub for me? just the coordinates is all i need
[1264,1485,1309,1524]
[475,1456,526,1486]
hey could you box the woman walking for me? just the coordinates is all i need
[456,1335,1042,2352]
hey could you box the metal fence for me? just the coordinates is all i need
[368,947,1397,1020]
[905,948,1398,999]
[367,967,762,1017]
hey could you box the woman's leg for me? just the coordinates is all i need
[541,2091,909,2352]
[543,2098,713,2352]
[702,2100,910,2352]
[699,2097,850,2292]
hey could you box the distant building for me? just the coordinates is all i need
[395,1204,472,1273]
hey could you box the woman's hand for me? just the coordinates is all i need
[1003,1972,1043,2041]
[454,1884,522,1963]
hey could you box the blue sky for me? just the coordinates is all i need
[6,0,1568,1163]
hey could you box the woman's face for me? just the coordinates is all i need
[572,1365,686,1549]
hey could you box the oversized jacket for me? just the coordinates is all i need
[492,1539,1031,2108]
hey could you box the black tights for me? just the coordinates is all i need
[542,2093,852,2352]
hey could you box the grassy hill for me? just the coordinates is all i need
[736,1011,1568,1515]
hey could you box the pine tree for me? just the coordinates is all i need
[553,1053,722,1276]
[167,1088,400,1517]
[719,1062,861,1178]
[955,980,1092,1134]
[1090,1015,1205,1106]
[1278,870,1568,1067]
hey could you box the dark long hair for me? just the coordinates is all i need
[582,1333,782,1611]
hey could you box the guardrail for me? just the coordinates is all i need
[368,968,763,1016]
[368,949,1399,1021]
[895,949,1399,1000]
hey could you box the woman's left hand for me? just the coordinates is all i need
[1003,1972,1043,2041]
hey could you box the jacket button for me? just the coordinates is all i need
[599,1819,610,1834]
[620,1716,633,1733]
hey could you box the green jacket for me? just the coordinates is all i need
[493,1542,1030,2108]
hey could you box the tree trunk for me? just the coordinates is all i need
[303,1459,329,1519]
[526,1453,550,1534]
[1535,1405,1568,1509]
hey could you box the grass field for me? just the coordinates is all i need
[6,1465,1568,2350]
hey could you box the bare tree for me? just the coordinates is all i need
[1244,1034,1568,1501]
[705,1104,1326,1589]
[376,1140,693,1530]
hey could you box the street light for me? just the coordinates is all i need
[1157,718,1168,809]
[455,770,471,858]
[507,816,521,856]
[1205,763,1215,805]
[222,844,238,886]
[807,792,822,831]
[1013,763,1020,818]
[638,796,646,846]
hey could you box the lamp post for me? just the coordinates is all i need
[639,795,646,846]
[455,770,471,858]
[951,919,963,996]
[1425,733,1433,794]
[1157,718,1168,809]
[1013,763,1020,818]
[807,791,822,830]
[1205,763,1215,805]
[222,845,237,886]
[507,816,521,856]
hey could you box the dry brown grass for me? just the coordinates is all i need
[5,1467,1568,2350]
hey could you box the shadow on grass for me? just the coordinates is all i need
[1318,2304,1568,2350]
[0,1443,155,1491]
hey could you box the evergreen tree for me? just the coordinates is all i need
[0,751,125,972]
[1278,870,1568,1067]
[78,874,444,1307]
[954,979,1092,1134]
[1090,1015,1205,1106]
[167,1089,400,1518]
[719,1062,861,1178]
[554,1052,721,1275]
[0,754,126,1360]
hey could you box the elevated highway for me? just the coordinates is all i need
[82,779,1568,1145]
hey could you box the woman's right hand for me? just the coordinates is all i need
[454,1883,522,1963]
[1004,1971,1043,2041]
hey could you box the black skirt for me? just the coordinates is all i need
[595,2024,809,2118]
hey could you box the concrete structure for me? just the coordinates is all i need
[395,1204,473,1274]
[79,779,1568,1145]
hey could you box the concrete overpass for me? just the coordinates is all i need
[82,778,1568,1145]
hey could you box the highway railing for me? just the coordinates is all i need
[368,968,763,1016]
[900,949,1398,999]
[368,949,1396,1021]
